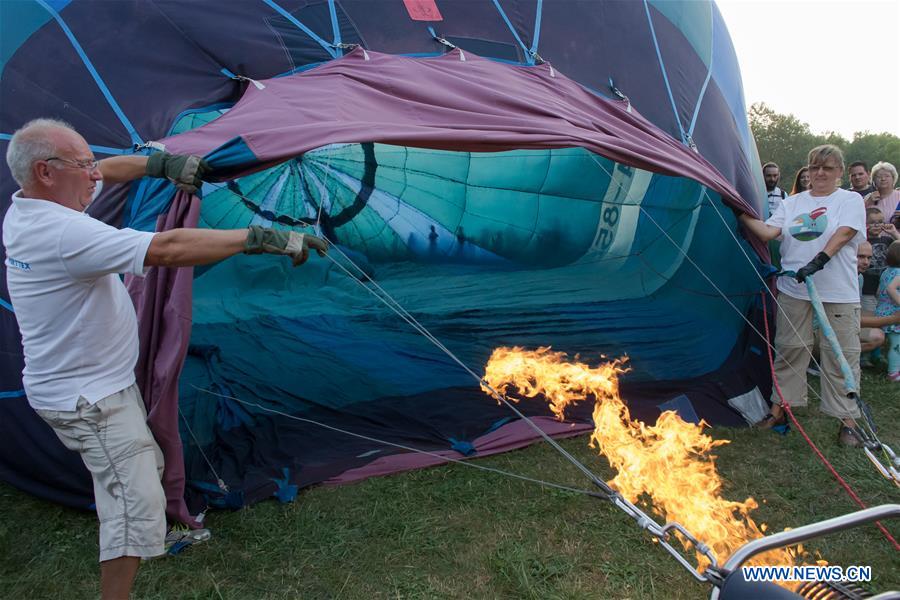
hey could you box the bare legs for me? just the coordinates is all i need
[100,556,140,600]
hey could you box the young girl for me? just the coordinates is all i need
[875,240,900,381]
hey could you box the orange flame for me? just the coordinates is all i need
[482,346,808,571]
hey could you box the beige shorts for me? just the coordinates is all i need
[771,294,861,419]
[36,384,166,561]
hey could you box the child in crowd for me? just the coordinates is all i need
[875,240,900,381]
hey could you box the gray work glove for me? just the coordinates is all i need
[146,152,211,194]
[243,225,328,266]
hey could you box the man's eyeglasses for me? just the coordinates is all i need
[45,156,100,171]
[807,164,838,173]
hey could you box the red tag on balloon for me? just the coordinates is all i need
[403,0,443,21]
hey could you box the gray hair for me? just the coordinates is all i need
[5,118,77,188]
[807,144,844,171]
[871,161,898,187]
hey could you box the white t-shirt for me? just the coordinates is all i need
[3,192,155,411]
[766,186,787,217]
[766,188,865,303]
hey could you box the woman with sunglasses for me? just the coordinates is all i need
[738,145,867,447]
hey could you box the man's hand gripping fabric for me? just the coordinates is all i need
[146,152,211,194]
[243,225,328,266]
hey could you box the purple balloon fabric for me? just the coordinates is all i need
[161,48,762,243]
[127,192,200,528]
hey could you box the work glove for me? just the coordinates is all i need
[795,251,830,283]
[146,152,211,194]
[243,225,328,266]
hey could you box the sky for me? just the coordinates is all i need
[715,0,900,138]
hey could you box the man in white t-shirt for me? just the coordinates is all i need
[763,162,788,216]
[2,119,327,600]
[740,145,866,447]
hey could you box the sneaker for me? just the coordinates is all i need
[860,355,874,369]
[888,372,900,382]
[754,412,787,429]
[165,526,212,555]
[837,425,863,448]
[806,365,821,377]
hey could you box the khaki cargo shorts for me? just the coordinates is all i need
[36,384,166,561]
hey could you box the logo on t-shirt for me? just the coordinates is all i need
[5,257,31,271]
[789,207,828,241]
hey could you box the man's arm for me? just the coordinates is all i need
[145,229,247,267]
[98,153,210,192]
[98,156,150,184]
[144,227,329,268]
[861,313,900,328]
[738,213,781,242]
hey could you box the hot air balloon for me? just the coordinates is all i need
[0,0,772,520]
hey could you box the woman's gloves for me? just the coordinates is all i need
[795,251,830,282]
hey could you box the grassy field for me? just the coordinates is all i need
[0,371,897,599]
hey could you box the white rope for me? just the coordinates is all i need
[191,384,598,498]
[178,407,228,491]
[312,145,337,231]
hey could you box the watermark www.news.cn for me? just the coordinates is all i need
[742,565,872,583]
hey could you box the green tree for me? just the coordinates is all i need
[748,102,899,192]
[846,132,900,175]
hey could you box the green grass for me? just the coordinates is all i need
[1,371,898,599]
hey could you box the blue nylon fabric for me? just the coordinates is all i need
[327,0,341,51]
[123,179,175,232]
[0,0,58,75]
[271,468,299,502]
[643,0,687,144]
[205,138,261,173]
[261,0,337,58]
[449,438,476,456]
[491,0,533,65]
[710,6,759,195]
[687,6,715,139]
[529,0,543,58]
[657,394,700,424]
[34,0,142,146]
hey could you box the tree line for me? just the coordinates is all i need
[748,102,900,189]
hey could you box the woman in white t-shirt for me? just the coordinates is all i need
[739,145,867,447]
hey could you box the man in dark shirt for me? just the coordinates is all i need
[847,161,876,198]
